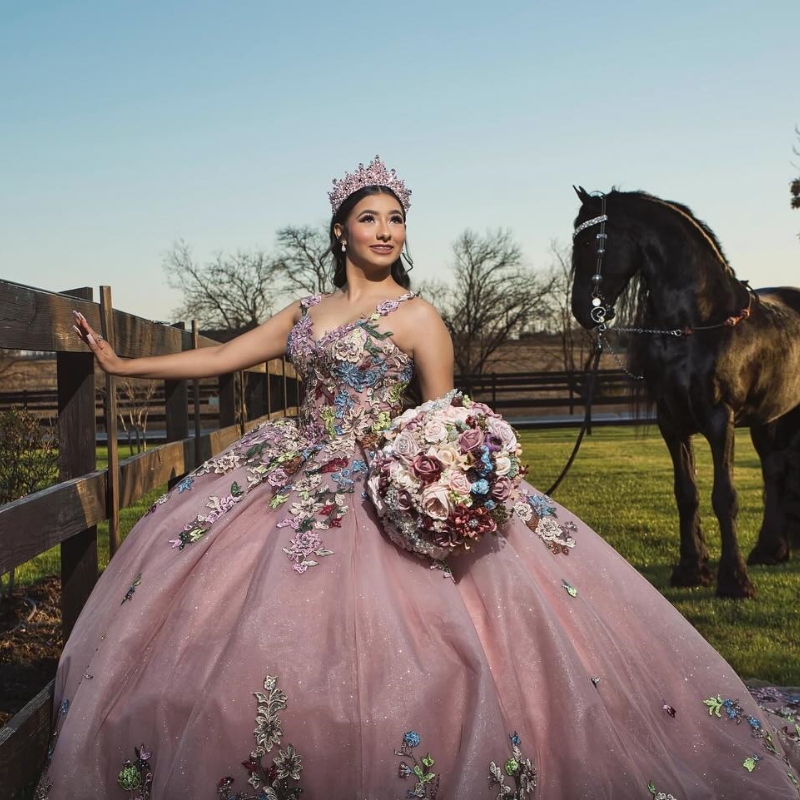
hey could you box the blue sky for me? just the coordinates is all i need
[1,0,798,322]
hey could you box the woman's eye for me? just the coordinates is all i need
[359,214,374,222]
[391,216,404,224]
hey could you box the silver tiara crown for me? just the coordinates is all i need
[328,155,411,214]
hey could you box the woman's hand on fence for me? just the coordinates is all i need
[72,311,124,374]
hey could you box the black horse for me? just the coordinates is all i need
[570,187,800,598]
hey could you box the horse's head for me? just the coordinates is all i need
[570,187,641,329]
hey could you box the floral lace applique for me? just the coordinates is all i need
[487,732,538,799]
[513,493,577,554]
[648,781,678,800]
[116,745,153,798]
[748,685,800,753]
[121,574,142,604]
[394,730,439,798]
[217,675,304,800]
[703,695,780,759]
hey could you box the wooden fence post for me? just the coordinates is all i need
[165,322,189,487]
[191,321,202,451]
[219,373,236,430]
[57,287,97,639]
[99,286,120,556]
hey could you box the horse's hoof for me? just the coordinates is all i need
[716,570,757,599]
[747,543,789,566]
[670,562,714,588]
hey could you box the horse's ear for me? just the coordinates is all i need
[573,185,591,204]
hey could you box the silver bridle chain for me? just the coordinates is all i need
[572,194,610,326]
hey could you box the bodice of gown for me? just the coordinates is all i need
[286,292,415,454]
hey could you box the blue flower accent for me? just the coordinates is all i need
[528,493,556,517]
[351,459,367,474]
[177,476,194,493]
[334,390,354,414]
[485,499,496,510]
[403,731,421,748]
[332,469,354,491]
[471,479,490,495]
[334,362,380,391]
[509,731,521,747]
[747,716,762,731]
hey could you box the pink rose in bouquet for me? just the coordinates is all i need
[366,391,528,561]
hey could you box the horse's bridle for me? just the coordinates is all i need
[572,193,612,326]
[572,194,754,338]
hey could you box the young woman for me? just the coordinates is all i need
[40,158,798,799]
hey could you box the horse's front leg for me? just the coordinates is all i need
[706,408,756,598]
[658,413,712,587]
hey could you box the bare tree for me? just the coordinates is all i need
[164,241,283,330]
[545,240,595,373]
[115,378,159,453]
[275,225,333,296]
[421,229,555,377]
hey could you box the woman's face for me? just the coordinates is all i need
[337,191,406,270]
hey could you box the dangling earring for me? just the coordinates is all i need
[341,241,347,253]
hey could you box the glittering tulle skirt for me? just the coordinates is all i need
[38,425,800,799]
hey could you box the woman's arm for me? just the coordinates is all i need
[405,302,455,401]
[72,301,301,380]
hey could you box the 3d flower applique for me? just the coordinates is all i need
[703,694,780,761]
[116,744,153,799]
[121,574,142,605]
[487,731,538,799]
[743,754,762,773]
[283,529,334,574]
[217,675,304,800]
[394,730,439,798]
[647,780,678,800]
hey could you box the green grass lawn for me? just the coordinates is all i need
[520,426,800,686]
[9,430,800,685]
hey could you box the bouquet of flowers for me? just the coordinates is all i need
[366,391,527,561]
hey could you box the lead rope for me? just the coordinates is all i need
[544,338,603,496]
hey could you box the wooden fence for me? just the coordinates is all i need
[1,369,639,432]
[0,279,301,798]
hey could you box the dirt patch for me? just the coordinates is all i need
[0,576,62,727]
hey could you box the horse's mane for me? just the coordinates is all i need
[616,189,734,274]
[601,189,735,412]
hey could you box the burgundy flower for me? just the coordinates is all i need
[411,454,443,484]
[320,457,349,474]
[395,490,413,511]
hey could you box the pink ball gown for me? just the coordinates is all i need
[37,293,800,799]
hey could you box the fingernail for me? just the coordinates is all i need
[87,334,96,345]
[72,325,81,335]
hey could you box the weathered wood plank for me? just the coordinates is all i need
[0,473,106,574]
[0,679,54,797]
